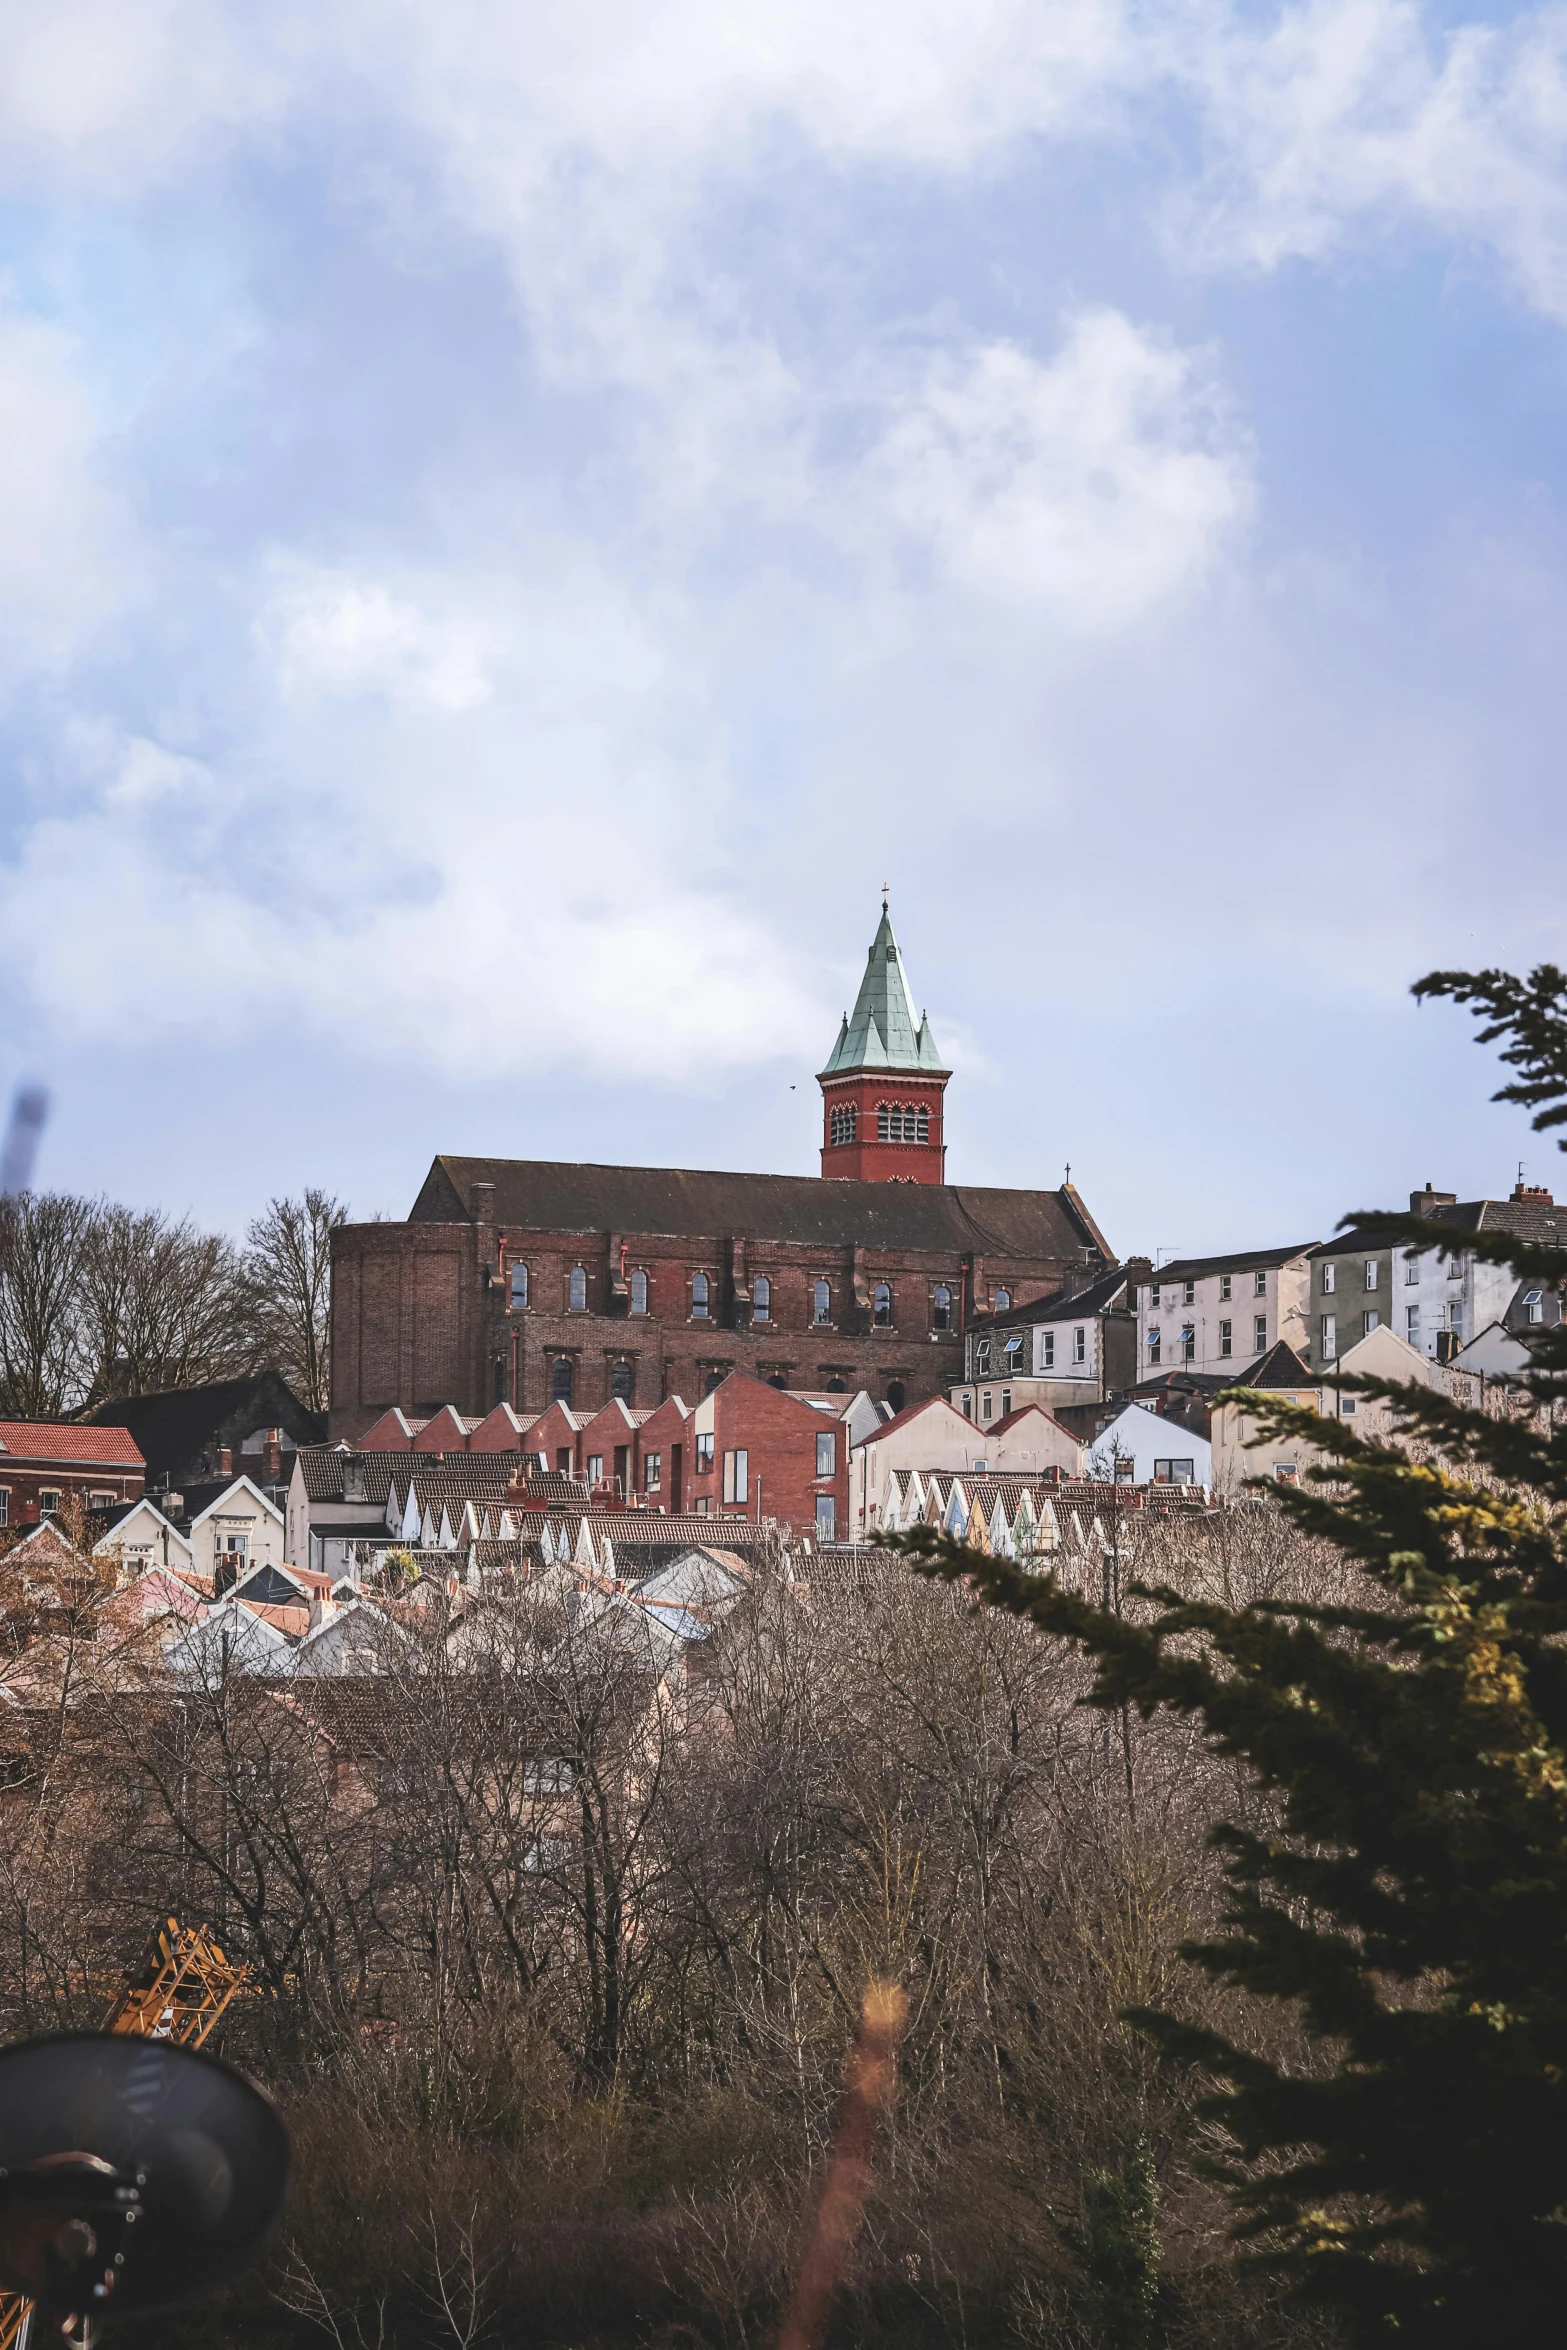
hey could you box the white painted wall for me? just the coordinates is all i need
[1086,1404,1212,1487]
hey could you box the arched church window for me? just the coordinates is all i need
[509,1262,529,1309]
[753,1275,771,1322]
[812,1280,831,1326]
[611,1361,634,1402]
[873,1282,892,1327]
[994,1288,1011,1313]
[692,1273,710,1320]
[886,1380,906,1414]
[704,1367,724,1396]
[568,1265,588,1312]
[629,1268,649,1316]
[932,1284,951,1332]
[551,1358,574,1405]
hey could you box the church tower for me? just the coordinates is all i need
[819,903,950,1183]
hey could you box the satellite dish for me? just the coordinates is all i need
[0,2035,288,2328]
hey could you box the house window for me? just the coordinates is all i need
[994,1288,1011,1312]
[551,1358,574,1405]
[510,1262,529,1308]
[629,1268,649,1316]
[587,1454,604,1485]
[1254,1315,1267,1352]
[1322,1263,1336,1294]
[815,1431,835,1477]
[959,1394,972,1418]
[1363,1310,1380,1335]
[1042,1331,1055,1368]
[695,1433,715,1473]
[1182,1279,1195,1305]
[1364,1260,1379,1291]
[830,1103,857,1146]
[932,1285,951,1332]
[1254,1270,1268,1297]
[1181,1324,1195,1362]
[723,1449,749,1505]
[568,1265,588,1312]
[1001,1389,1012,1415]
[0,1491,9,1526]
[1405,1254,1420,1285]
[611,1361,633,1403]
[1449,1302,1464,1330]
[1148,1328,1161,1363]
[692,1273,710,1320]
[38,1490,61,1517]
[1153,1459,1195,1485]
[1147,1285,1161,1311]
[1219,1274,1232,1302]
[89,1490,116,1509]
[644,1452,661,1492]
[975,1337,991,1376]
[753,1275,771,1322]
[1004,1335,1024,1370]
[874,1282,892,1327]
[1322,1315,1337,1359]
[815,1493,836,1540]
[1219,1319,1232,1356]
[981,1392,993,1421]
[1073,1326,1086,1364]
[1525,1290,1545,1324]
[813,1280,831,1326]
[1407,1306,1420,1343]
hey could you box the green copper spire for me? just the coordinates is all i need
[818,904,948,1077]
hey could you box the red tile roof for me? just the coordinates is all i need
[0,1422,144,1467]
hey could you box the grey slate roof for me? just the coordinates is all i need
[1145,1244,1317,1286]
[818,907,948,1078]
[982,1265,1130,1327]
[1315,1198,1567,1257]
[409,1158,1110,1265]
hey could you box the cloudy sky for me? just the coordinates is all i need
[2,0,1565,1254]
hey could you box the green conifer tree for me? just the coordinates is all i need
[883,964,1567,2348]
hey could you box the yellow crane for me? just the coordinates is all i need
[0,1919,250,2350]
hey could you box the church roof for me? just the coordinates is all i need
[409,1157,1111,1264]
[819,907,947,1078]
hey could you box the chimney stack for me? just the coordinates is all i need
[1410,1182,1458,1217]
[264,1428,282,1480]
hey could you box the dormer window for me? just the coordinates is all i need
[629,1268,649,1316]
[568,1265,588,1312]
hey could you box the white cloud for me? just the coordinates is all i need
[862,316,1250,622]
[259,565,498,711]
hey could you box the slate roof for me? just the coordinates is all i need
[818,906,947,1077]
[0,1422,144,1467]
[409,1159,1109,1265]
[294,1448,528,1504]
[79,1374,324,1479]
[1314,1197,1567,1256]
[1232,1341,1319,1389]
[981,1265,1130,1327]
[1145,1244,1318,1287]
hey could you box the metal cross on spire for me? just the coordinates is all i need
[881,881,889,909]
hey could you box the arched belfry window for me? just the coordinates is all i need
[568,1265,588,1312]
[916,1106,929,1141]
[629,1268,649,1316]
[829,1103,857,1147]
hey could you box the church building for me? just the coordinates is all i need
[328,907,1112,1436]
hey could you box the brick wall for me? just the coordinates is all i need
[684,1375,850,1539]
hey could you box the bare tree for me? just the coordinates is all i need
[0,1191,94,1413]
[244,1191,346,1411]
[78,1204,252,1400]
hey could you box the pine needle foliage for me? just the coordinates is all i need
[881,966,1567,2347]
[1053,2138,1163,2350]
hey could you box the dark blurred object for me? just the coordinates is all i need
[0,2035,287,2331]
[0,1087,48,1199]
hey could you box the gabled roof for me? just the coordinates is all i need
[1315,1196,1567,1256]
[980,1264,1130,1327]
[818,906,948,1078]
[0,1422,144,1467]
[1232,1341,1318,1390]
[190,1476,284,1531]
[78,1373,323,1476]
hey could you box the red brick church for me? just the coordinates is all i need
[328,905,1112,1435]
